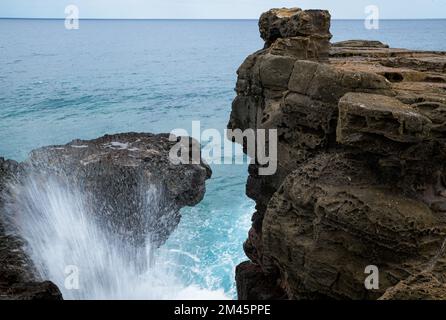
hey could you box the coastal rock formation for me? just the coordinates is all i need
[229,7,446,300]
[0,133,211,299]
[259,7,332,55]
[23,133,211,247]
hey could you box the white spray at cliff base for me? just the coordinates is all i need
[5,173,228,300]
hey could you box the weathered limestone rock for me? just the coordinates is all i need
[230,7,446,300]
[236,261,286,300]
[337,92,432,144]
[332,40,389,48]
[262,152,445,299]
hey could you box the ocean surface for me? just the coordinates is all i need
[1,19,446,299]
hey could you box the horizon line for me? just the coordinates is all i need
[1,17,446,21]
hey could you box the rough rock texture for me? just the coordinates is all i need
[24,133,211,247]
[229,7,446,300]
[0,158,62,300]
[332,40,389,49]
[259,7,332,54]
[236,261,287,300]
[379,272,446,300]
[0,133,211,299]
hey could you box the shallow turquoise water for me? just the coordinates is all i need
[1,19,445,298]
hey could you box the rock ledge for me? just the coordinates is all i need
[229,7,446,300]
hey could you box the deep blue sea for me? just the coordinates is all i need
[1,19,445,299]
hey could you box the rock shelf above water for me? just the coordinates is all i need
[26,133,211,246]
[229,7,446,300]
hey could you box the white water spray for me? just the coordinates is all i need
[4,173,228,300]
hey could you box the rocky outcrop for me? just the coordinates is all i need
[259,8,332,57]
[23,133,211,247]
[332,40,389,48]
[229,7,446,300]
[0,133,211,299]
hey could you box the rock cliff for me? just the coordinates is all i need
[229,7,446,300]
[0,133,210,299]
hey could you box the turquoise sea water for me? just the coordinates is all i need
[1,19,446,298]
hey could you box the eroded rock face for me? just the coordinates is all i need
[337,92,432,144]
[23,133,211,247]
[0,158,62,300]
[230,7,446,300]
[259,7,332,52]
[379,272,446,300]
[332,40,389,48]
[0,133,211,299]
[235,261,286,300]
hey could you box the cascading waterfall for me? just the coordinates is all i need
[3,172,228,300]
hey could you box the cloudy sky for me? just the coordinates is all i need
[0,0,445,19]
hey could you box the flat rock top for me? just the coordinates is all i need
[271,7,302,18]
[28,132,210,176]
[332,40,389,48]
[340,92,418,114]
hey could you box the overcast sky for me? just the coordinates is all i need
[1,0,445,19]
